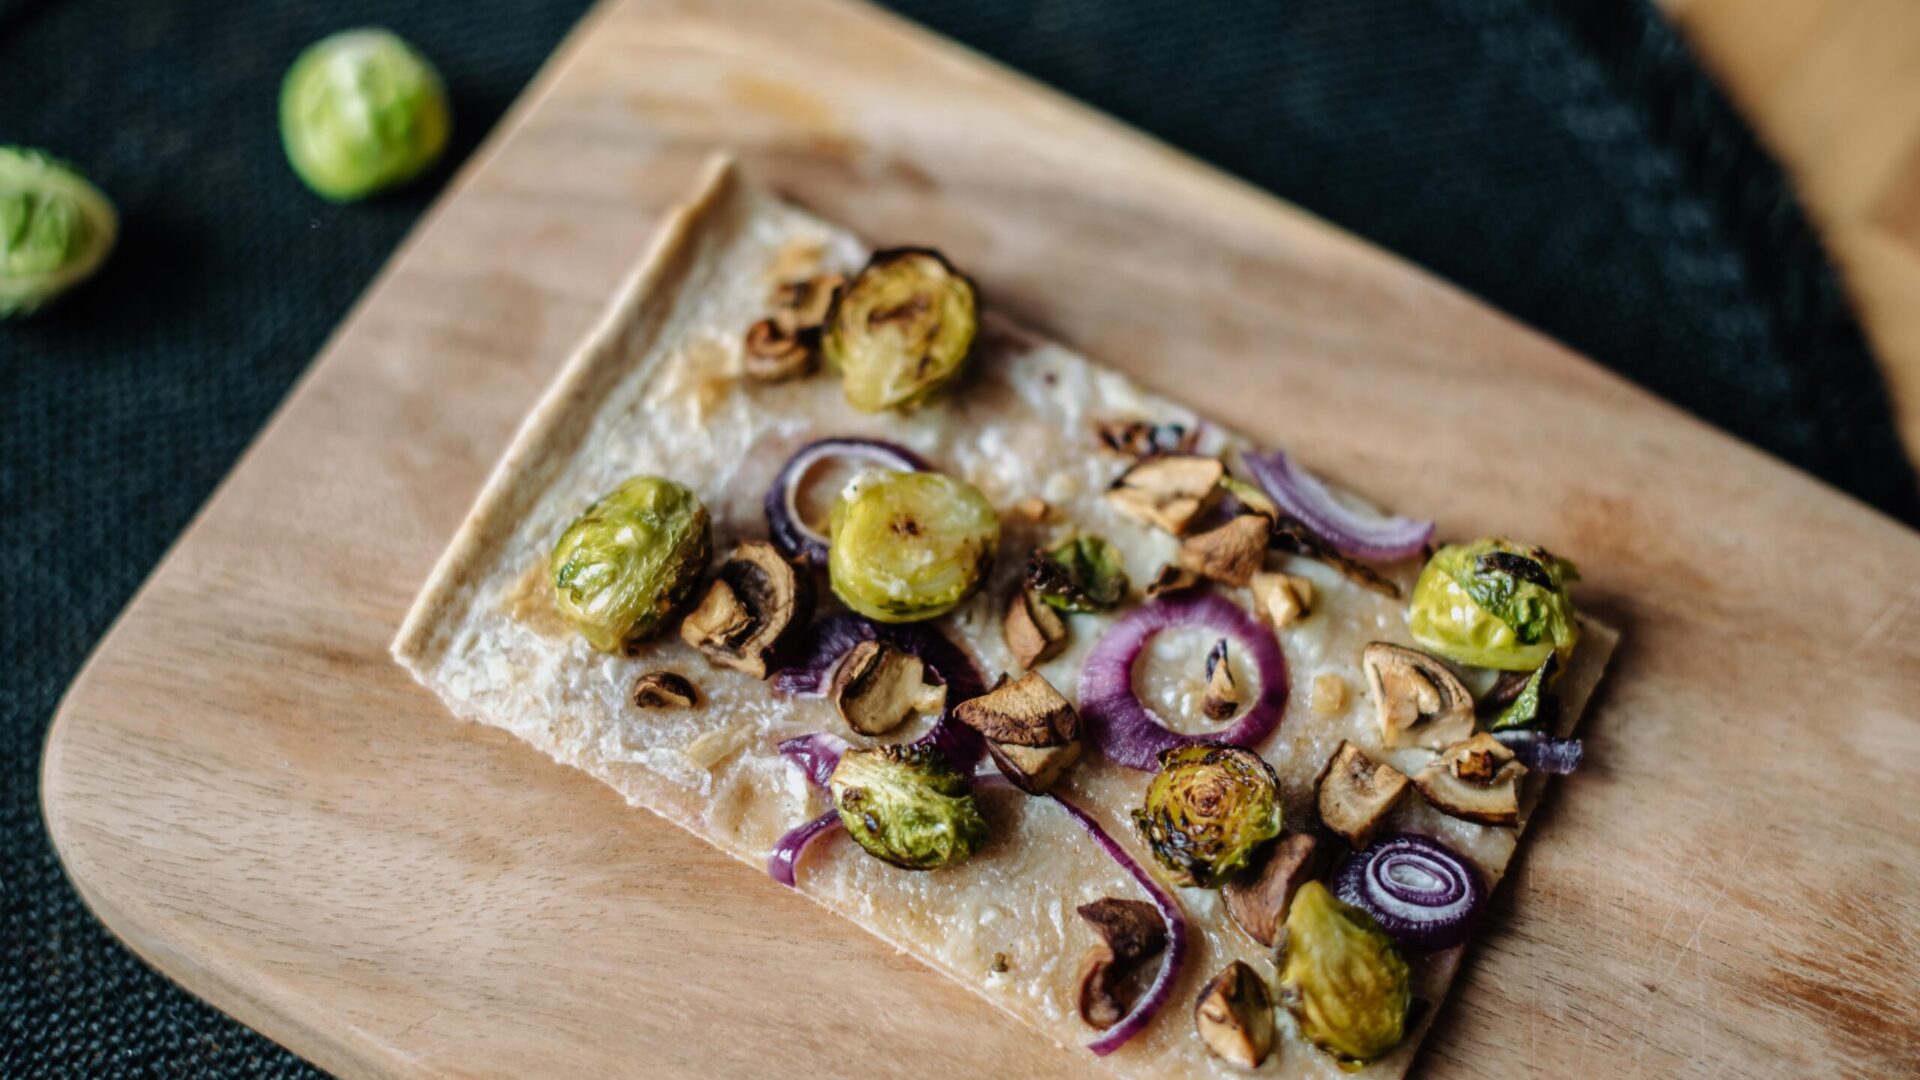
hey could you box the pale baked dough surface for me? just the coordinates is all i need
[394,158,1615,1080]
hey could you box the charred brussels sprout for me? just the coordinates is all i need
[1026,534,1129,613]
[829,469,999,623]
[1279,881,1410,1066]
[1408,538,1579,671]
[1,147,115,317]
[280,29,450,202]
[829,743,988,870]
[822,248,978,412]
[1132,745,1283,888]
[550,476,711,654]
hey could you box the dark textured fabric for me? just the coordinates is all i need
[3,0,1912,1074]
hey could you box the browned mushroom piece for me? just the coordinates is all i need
[632,671,699,709]
[1362,642,1477,750]
[1413,732,1527,826]
[772,272,844,332]
[1145,563,1201,598]
[1194,960,1277,1069]
[1223,832,1325,948]
[829,640,947,736]
[1177,513,1270,587]
[1105,454,1224,535]
[1249,569,1312,629]
[1075,897,1167,1030]
[1095,418,1194,459]
[742,318,814,382]
[1203,638,1240,721]
[680,540,813,678]
[954,671,1082,793]
[1314,740,1411,848]
[1002,587,1069,670]
[1011,495,1053,523]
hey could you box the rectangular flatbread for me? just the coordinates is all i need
[393,156,1615,1079]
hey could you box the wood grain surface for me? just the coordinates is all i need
[40,0,1920,1076]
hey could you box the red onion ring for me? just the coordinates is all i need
[1492,730,1583,774]
[778,732,850,790]
[1078,591,1288,771]
[767,810,841,888]
[1046,789,1188,1056]
[1242,449,1433,562]
[1332,833,1485,952]
[764,437,929,566]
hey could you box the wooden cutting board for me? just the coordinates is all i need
[40,0,1920,1076]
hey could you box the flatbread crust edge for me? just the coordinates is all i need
[393,153,742,672]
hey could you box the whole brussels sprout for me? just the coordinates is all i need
[1279,881,1410,1066]
[280,29,451,202]
[550,476,711,654]
[822,248,978,413]
[829,743,988,871]
[1132,745,1283,888]
[1,147,116,318]
[1026,534,1130,613]
[829,469,999,623]
[1408,538,1579,671]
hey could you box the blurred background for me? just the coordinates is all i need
[4,0,1916,1074]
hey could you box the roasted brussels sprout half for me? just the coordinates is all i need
[1279,881,1411,1067]
[828,469,999,623]
[1409,538,1579,671]
[550,476,711,654]
[828,743,988,871]
[822,248,978,412]
[1,147,116,317]
[1025,534,1129,613]
[1132,745,1284,888]
[280,29,450,202]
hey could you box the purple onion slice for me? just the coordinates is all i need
[1046,790,1189,1056]
[778,731,850,790]
[767,810,842,888]
[1332,833,1486,952]
[1242,449,1433,562]
[1078,591,1288,771]
[764,437,929,566]
[1492,729,1584,775]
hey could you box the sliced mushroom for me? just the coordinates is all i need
[1096,419,1194,459]
[632,671,698,709]
[1203,638,1240,721]
[1076,898,1167,1030]
[1105,454,1224,535]
[1363,642,1477,750]
[1314,740,1411,848]
[954,671,1082,793]
[742,318,813,382]
[829,640,947,736]
[1249,569,1312,629]
[1177,513,1270,587]
[772,272,844,332]
[1223,832,1325,948]
[1194,960,1276,1069]
[1146,563,1201,597]
[1413,733,1527,826]
[680,541,813,678]
[1003,587,1068,669]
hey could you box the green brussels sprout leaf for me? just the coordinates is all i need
[1408,538,1579,671]
[1279,881,1410,1066]
[0,147,116,317]
[1026,534,1130,613]
[549,476,711,654]
[280,29,451,202]
[829,743,988,871]
[1490,652,1560,731]
[1132,745,1283,888]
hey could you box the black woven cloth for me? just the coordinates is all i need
[4,0,1914,1075]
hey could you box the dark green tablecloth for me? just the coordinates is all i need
[4,0,1913,1074]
